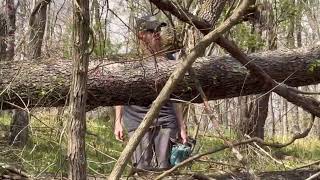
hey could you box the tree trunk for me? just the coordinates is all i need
[198,0,226,26]
[6,0,15,60]
[270,93,276,137]
[67,0,90,179]
[286,13,295,48]
[237,19,270,139]
[28,0,51,59]
[239,93,270,139]
[266,0,277,50]
[216,100,223,124]
[303,0,320,40]
[296,0,303,48]
[314,85,320,139]
[282,0,296,137]
[4,0,30,147]
[278,95,283,137]
[293,2,303,132]
[238,96,249,136]
[1,46,320,109]
[0,13,7,60]
[282,99,288,138]
[244,81,270,139]
[44,2,52,55]
[92,0,105,57]
[9,0,52,147]
[8,109,29,146]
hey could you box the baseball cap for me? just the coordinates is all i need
[136,15,167,32]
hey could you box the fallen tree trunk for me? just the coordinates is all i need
[0,47,320,110]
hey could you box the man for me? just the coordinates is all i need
[114,15,188,170]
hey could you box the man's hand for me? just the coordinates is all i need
[114,105,124,142]
[180,128,188,144]
[114,121,124,142]
[173,103,188,144]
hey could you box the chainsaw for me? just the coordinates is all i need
[170,137,196,166]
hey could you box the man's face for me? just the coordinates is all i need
[139,30,162,54]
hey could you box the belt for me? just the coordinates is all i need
[149,124,169,129]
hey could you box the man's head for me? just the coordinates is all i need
[136,16,167,54]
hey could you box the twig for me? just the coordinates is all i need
[293,159,320,170]
[288,86,320,95]
[0,163,29,178]
[248,135,286,166]
[86,143,119,162]
[306,170,320,180]
[196,159,244,169]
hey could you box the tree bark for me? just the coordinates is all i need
[266,0,277,50]
[1,46,320,110]
[67,0,90,179]
[286,7,295,49]
[5,0,15,60]
[303,0,320,40]
[0,13,7,60]
[294,2,303,131]
[28,0,51,59]
[270,93,276,137]
[198,0,226,26]
[237,18,268,139]
[3,0,30,147]
[238,93,270,139]
[91,0,105,57]
[8,109,29,146]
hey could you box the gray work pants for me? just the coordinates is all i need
[128,127,177,170]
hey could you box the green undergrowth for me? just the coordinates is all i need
[270,137,320,167]
[0,112,125,177]
[186,131,320,173]
[1,112,320,177]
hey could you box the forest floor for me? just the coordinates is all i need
[125,168,320,180]
[1,110,320,180]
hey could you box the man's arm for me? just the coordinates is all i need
[114,105,124,141]
[173,103,188,144]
